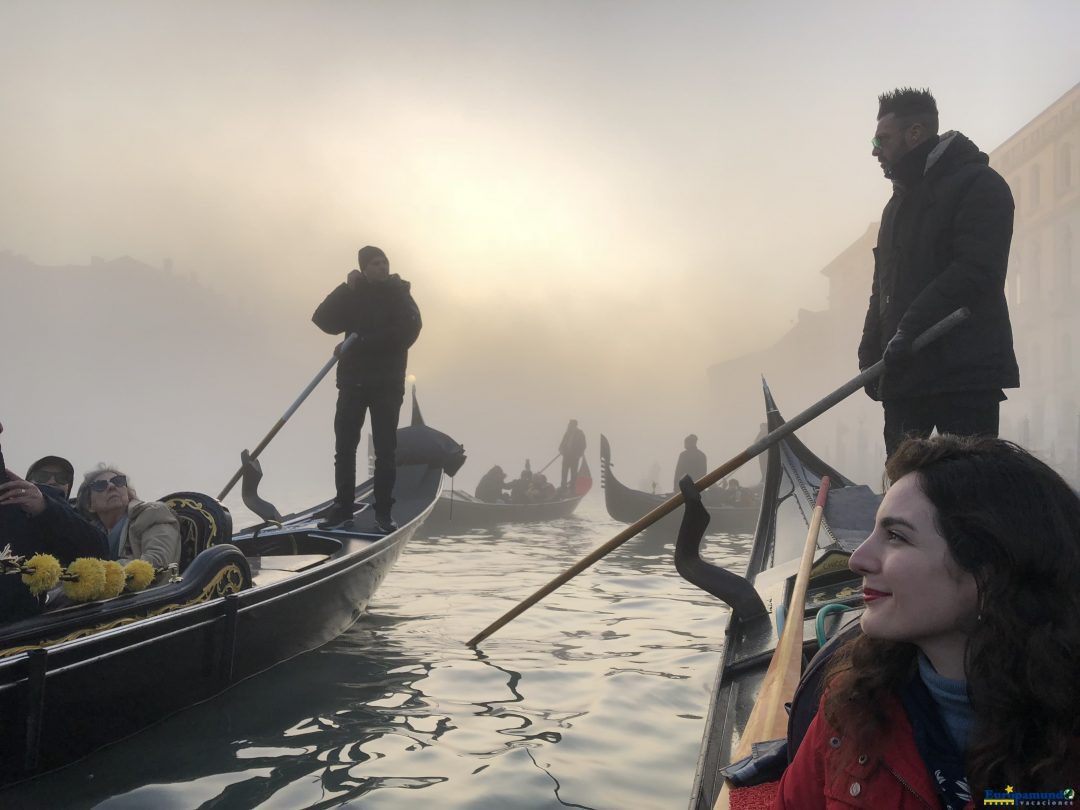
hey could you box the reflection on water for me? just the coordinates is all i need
[2,500,750,810]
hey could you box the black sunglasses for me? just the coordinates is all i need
[89,474,127,492]
[29,470,72,486]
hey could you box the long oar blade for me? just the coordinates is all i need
[466,307,968,648]
[713,477,831,810]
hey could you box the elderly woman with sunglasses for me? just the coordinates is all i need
[76,465,180,577]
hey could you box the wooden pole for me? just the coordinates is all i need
[713,478,830,810]
[218,333,358,500]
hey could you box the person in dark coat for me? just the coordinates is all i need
[506,462,532,503]
[558,420,587,491]
[0,421,109,622]
[312,246,422,532]
[858,88,1019,457]
[673,434,707,492]
[475,465,509,503]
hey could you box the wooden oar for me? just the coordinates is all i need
[217,333,359,500]
[712,477,831,810]
[536,452,561,476]
[465,307,968,648]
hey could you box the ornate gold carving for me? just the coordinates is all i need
[0,564,247,660]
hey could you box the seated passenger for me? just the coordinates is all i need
[775,435,1080,804]
[77,465,181,578]
[0,422,108,621]
[527,473,557,502]
[25,455,75,499]
[475,465,509,503]
[727,478,745,506]
[506,465,533,503]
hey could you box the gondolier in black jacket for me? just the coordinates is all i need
[859,88,1019,457]
[312,246,422,532]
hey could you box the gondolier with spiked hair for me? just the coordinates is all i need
[312,246,422,532]
[859,87,1018,457]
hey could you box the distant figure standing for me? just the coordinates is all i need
[673,434,707,491]
[859,87,1018,457]
[559,420,587,491]
[312,246,422,532]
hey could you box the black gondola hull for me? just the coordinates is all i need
[600,435,758,534]
[0,462,439,787]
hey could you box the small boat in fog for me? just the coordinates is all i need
[601,435,759,534]
[676,383,875,809]
[0,397,464,787]
[425,460,592,529]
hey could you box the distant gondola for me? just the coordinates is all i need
[600,435,759,534]
[0,393,465,787]
[425,459,592,529]
[678,383,877,809]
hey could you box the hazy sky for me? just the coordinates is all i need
[3,1,1079,498]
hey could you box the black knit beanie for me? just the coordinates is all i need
[358,245,387,271]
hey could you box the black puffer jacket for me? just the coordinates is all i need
[858,131,1020,400]
[0,485,109,622]
[312,275,422,389]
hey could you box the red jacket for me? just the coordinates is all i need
[773,694,973,809]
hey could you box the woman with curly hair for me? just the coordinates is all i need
[775,435,1079,808]
[76,465,180,581]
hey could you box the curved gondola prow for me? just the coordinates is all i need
[599,434,612,490]
[410,383,424,427]
[240,450,284,524]
[675,477,767,620]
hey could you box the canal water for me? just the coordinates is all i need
[3,498,751,810]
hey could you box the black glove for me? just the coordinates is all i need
[883,329,914,367]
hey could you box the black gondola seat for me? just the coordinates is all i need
[160,491,233,572]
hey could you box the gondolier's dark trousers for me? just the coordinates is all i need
[883,390,1002,458]
[561,454,582,490]
[334,384,404,514]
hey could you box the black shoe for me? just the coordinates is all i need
[374,511,397,533]
[318,503,355,529]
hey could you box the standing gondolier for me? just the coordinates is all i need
[313,246,422,532]
[859,88,1019,457]
[558,420,587,492]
